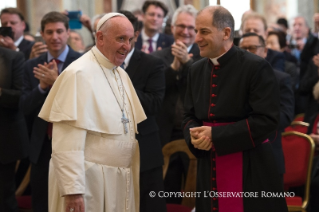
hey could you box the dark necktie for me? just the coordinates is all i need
[47,58,61,139]
[120,62,125,69]
[148,39,153,53]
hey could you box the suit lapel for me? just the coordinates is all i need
[135,34,143,50]
[156,34,164,49]
[164,47,174,65]
[126,50,141,79]
[62,47,79,71]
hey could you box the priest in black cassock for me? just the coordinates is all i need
[182,6,288,212]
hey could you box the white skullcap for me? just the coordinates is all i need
[96,12,125,31]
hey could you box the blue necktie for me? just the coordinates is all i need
[120,62,125,69]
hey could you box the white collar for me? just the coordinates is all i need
[124,48,135,69]
[210,49,229,65]
[14,35,24,47]
[141,28,159,42]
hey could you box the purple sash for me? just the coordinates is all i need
[203,122,243,212]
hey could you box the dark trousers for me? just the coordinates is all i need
[30,137,51,212]
[140,166,167,212]
[0,161,18,212]
[164,129,189,204]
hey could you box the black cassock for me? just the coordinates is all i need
[182,46,288,212]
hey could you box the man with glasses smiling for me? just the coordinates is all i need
[135,0,174,53]
[152,4,201,204]
[239,32,294,185]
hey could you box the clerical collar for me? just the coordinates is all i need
[14,35,24,47]
[92,46,117,70]
[124,47,135,69]
[210,52,226,65]
[209,45,232,65]
[142,28,159,43]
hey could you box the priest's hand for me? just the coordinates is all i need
[190,127,213,151]
[33,60,58,89]
[171,40,192,64]
[29,42,48,59]
[65,194,85,212]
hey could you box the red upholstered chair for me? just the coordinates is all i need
[282,131,315,212]
[285,121,310,134]
[166,204,192,212]
[15,163,32,212]
[293,113,305,122]
[162,139,197,209]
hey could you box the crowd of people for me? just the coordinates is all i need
[1,0,319,212]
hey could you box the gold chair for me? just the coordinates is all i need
[282,131,315,212]
[162,139,197,209]
[15,161,32,212]
[285,121,310,134]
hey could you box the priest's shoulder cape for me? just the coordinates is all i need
[39,46,146,132]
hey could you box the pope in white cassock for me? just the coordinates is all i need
[38,13,146,212]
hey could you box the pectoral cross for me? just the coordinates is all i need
[121,111,129,134]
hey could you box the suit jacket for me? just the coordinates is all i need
[20,47,81,164]
[266,49,285,72]
[135,33,174,51]
[269,70,294,174]
[18,38,34,60]
[125,49,165,172]
[0,47,29,164]
[300,60,319,123]
[152,44,202,146]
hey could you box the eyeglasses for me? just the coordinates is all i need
[175,24,195,31]
[240,45,264,53]
[145,12,164,19]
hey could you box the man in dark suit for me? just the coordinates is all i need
[152,5,201,147]
[239,33,294,181]
[0,7,34,59]
[20,12,81,212]
[0,47,29,212]
[241,12,285,72]
[120,10,166,212]
[152,5,201,204]
[135,1,174,53]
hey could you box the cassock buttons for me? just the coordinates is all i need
[212,84,217,88]
[211,103,216,107]
[213,207,218,211]
[213,74,218,78]
[212,158,215,161]
[213,167,216,171]
[213,187,216,191]
[212,94,217,97]
[212,177,216,181]
[213,197,217,201]
[210,113,215,117]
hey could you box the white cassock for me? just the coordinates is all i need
[38,46,146,212]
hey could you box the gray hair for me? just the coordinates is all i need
[171,4,198,26]
[291,15,309,28]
